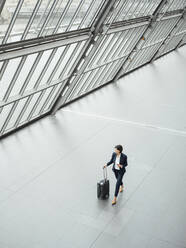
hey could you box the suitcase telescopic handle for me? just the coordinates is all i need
[103,166,107,181]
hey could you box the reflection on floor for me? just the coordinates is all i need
[0,46,186,248]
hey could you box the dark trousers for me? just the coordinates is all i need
[113,168,125,197]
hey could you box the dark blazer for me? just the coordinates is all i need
[106,152,128,173]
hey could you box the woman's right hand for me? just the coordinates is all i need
[103,165,107,169]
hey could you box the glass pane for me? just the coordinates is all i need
[0,0,105,43]
[52,43,77,80]
[25,49,53,91]
[64,40,86,77]
[143,17,180,47]
[0,0,18,43]
[0,57,22,101]
[105,0,163,24]
[127,44,160,72]
[19,91,41,124]
[6,0,38,43]
[37,46,65,86]
[9,53,38,98]
[5,97,28,131]
[43,82,64,111]
[86,25,146,69]
[32,87,53,117]
[166,0,185,12]
[43,0,105,35]
[0,103,13,132]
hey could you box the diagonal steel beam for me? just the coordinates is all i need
[50,0,117,114]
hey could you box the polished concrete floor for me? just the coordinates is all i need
[0,45,186,248]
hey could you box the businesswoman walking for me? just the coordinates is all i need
[103,145,128,205]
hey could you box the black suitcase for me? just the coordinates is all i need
[97,167,109,199]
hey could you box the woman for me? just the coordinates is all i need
[103,145,128,205]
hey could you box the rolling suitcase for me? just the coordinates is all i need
[97,167,109,199]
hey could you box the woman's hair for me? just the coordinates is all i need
[114,144,123,153]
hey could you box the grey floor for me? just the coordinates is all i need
[0,46,186,248]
